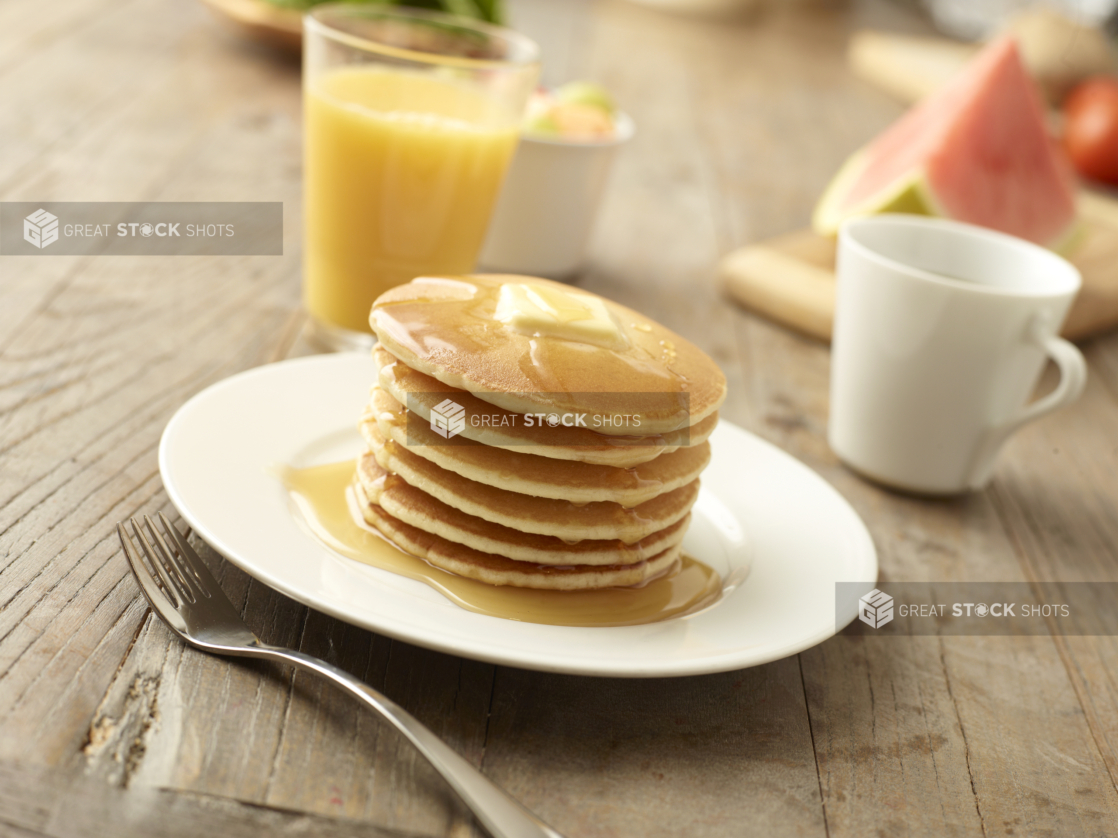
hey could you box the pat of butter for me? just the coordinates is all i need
[494,283,628,349]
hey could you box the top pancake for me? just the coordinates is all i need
[370,274,727,435]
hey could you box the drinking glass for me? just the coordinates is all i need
[303,5,539,350]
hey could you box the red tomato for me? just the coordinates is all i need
[1063,77,1118,186]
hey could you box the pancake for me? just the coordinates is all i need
[358,489,683,589]
[370,274,727,434]
[356,453,689,566]
[364,422,700,543]
[364,387,712,506]
[373,345,718,467]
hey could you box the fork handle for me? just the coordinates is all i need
[249,645,565,838]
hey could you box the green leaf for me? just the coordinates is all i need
[437,0,485,21]
[258,0,505,25]
[471,0,505,24]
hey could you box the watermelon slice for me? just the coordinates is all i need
[814,36,1078,249]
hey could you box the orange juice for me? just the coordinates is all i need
[304,67,521,333]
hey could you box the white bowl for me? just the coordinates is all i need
[479,112,634,279]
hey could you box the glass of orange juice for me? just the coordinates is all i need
[303,6,540,350]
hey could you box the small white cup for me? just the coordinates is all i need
[479,113,634,279]
[829,214,1087,495]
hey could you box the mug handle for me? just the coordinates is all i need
[966,316,1087,489]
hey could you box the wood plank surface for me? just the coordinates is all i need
[2,0,1118,836]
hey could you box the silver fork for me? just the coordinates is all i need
[118,513,564,838]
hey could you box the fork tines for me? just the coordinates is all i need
[118,513,210,607]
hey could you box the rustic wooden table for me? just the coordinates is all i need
[3,0,1118,835]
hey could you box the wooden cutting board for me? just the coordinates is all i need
[719,191,1118,342]
[200,0,302,53]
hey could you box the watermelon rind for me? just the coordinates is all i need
[812,146,1081,254]
[1047,216,1084,257]
[812,149,944,238]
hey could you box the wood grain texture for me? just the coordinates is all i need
[848,30,974,103]
[2,0,1118,836]
[0,760,408,838]
[726,312,1118,836]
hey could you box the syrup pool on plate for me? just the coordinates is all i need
[277,460,723,627]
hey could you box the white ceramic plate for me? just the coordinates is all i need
[160,353,876,677]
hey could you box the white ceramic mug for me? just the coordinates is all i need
[829,215,1087,494]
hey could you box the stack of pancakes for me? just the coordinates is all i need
[354,274,727,590]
